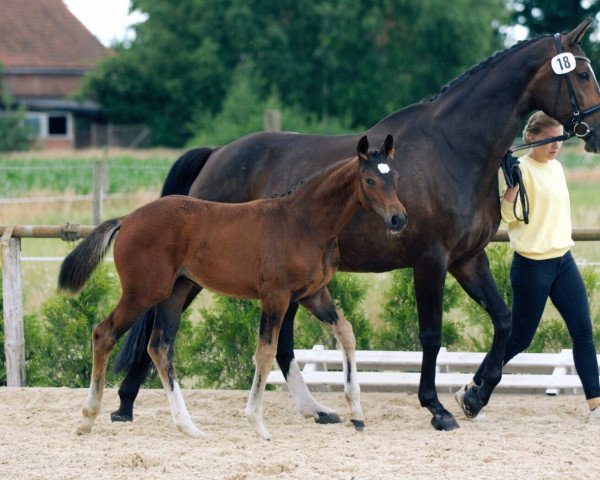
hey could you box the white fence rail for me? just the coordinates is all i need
[267,345,597,395]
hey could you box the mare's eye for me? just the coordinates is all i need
[578,72,590,80]
[365,177,375,186]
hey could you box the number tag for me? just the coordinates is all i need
[551,52,576,74]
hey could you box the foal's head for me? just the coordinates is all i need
[356,135,407,238]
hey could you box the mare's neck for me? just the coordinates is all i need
[374,36,551,174]
[287,158,361,241]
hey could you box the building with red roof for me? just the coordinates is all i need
[0,0,110,148]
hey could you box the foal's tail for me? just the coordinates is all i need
[58,218,121,294]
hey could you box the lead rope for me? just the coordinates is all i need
[501,131,573,224]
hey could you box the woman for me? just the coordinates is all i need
[455,111,600,422]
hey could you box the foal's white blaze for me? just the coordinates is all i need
[286,359,339,419]
[377,163,390,174]
[168,380,206,438]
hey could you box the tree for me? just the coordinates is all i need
[509,1,600,64]
[81,0,508,147]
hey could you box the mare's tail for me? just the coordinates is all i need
[58,218,121,294]
[113,146,213,374]
[160,147,215,196]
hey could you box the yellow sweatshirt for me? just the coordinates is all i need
[500,155,573,260]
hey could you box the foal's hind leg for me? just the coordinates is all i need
[77,300,147,435]
[246,293,290,440]
[111,284,202,422]
[147,278,205,438]
[300,287,364,430]
[276,302,341,424]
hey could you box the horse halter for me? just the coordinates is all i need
[553,32,600,138]
[500,33,600,225]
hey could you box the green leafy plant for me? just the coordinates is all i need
[374,268,465,351]
[25,263,120,387]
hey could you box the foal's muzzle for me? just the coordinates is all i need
[385,212,408,238]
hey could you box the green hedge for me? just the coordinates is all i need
[3,245,600,388]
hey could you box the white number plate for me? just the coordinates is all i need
[551,52,576,74]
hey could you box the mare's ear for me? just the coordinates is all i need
[357,135,369,160]
[567,17,593,46]
[380,134,395,159]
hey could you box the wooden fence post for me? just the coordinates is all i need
[264,109,281,132]
[1,229,25,387]
[92,159,106,226]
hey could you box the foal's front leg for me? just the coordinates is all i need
[300,287,365,430]
[246,293,289,440]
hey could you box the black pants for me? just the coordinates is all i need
[473,251,600,399]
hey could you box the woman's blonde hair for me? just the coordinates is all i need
[523,111,562,142]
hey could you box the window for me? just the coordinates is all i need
[48,114,68,136]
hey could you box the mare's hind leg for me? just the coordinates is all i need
[276,302,341,424]
[147,277,205,438]
[246,292,290,440]
[300,287,364,431]
[77,299,149,435]
[449,252,511,417]
[111,284,202,422]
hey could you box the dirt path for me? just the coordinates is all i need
[1,388,597,479]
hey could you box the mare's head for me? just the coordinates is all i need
[530,18,600,152]
[356,135,407,238]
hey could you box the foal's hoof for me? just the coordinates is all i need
[462,388,485,418]
[431,412,460,431]
[110,410,133,422]
[350,419,365,432]
[76,423,92,436]
[314,410,341,425]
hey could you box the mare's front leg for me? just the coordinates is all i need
[147,278,205,438]
[413,258,460,431]
[449,251,511,417]
[300,287,364,431]
[246,292,290,440]
[276,302,341,424]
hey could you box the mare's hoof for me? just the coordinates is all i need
[315,411,341,424]
[110,410,133,422]
[350,419,365,432]
[431,412,460,431]
[462,388,485,418]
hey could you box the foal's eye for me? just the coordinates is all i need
[365,177,375,186]
[578,72,590,80]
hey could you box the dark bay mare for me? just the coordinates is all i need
[59,136,407,439]
[114,19,600,431]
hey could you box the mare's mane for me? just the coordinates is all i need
[429,34,551,101]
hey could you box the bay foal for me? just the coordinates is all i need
[58,135,407,440]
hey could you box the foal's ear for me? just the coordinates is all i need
[380,134,394,159]
[357,135,369,160]
[567,17,593,46]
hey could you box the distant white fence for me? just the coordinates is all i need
[267,345,599,395]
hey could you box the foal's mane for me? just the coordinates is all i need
[428,34,551,101]
[265,156,356,199]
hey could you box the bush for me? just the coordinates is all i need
[295,273,372,350]
[459,244,513,351]
[181,273,371,389]
[0,92,34,152]
[25,263,120,387]
[373,268,464,351]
